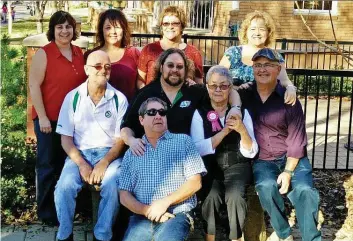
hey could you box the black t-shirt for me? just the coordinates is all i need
[121,81,209,138]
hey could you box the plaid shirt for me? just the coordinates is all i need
[119,131,207,214]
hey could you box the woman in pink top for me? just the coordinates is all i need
[85,9,141,101]
[138,5,204,86]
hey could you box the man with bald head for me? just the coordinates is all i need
[55,50,128,241]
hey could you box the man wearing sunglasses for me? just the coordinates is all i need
[55,50,128,241]
[239,48,321,241]
[121,48,242,156]
[119,97,207,241]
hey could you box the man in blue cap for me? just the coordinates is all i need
[239,48,321,241]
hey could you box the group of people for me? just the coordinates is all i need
[28,6,321,241]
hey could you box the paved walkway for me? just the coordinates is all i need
[1,223,337,241]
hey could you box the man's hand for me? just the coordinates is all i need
[185,78,196,86]
[127,137,146,156]
[39,116,52,133]
[226,107,242,120]
[89,160,109,185]
[277,172,292,194]
[159,212,175,223]
[146,198,171,222]
[79,162,93,183]
[226,114,246,134]
[284,85,297,106]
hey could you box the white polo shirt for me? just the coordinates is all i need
[56,80,128,151]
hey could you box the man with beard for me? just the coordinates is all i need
[119,97,207,241]
[121,48,241,156]
[55,50,128,241]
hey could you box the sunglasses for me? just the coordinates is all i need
[86,64,112,71]
[207,84,231,91]
[162,22,181,27]
[145,108,168,117]
[165,63,184,70]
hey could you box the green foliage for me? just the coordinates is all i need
[1,35,37,224]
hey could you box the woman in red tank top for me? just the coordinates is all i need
[28,11,86,226]
[84,9,141,101]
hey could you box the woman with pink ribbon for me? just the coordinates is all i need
[190,65,258,241]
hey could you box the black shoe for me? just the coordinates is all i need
[58,234,73,241]
[344,141,353,151]
[41,218,59,227]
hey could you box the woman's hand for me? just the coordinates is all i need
[185,78,196,86]
[39,116,52,133]
[226,114,246,134]
[284,85,297,106]
[238,82,253,90]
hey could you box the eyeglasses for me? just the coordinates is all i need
[86,64,112,71]
[207,84,231,91]
[162,22,181,27]
[145,108,168,117]
[253,63,279,70]
[165,63,184,70]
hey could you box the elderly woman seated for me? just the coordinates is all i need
[190,65,258,241]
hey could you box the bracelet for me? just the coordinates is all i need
[283,169,294,177]
[231,105,241,110]
[286,85,297,90]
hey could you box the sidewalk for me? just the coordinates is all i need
[1,223,336,241]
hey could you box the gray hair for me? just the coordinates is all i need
[138,97,168,117]
[205,65,233,85]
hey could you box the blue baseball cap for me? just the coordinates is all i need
[252,48,281,62]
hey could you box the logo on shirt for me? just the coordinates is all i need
[180,101,191,108]
[105,111,112,118]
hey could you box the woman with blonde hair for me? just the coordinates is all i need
[138,5,204,86]
[220,10,296,105]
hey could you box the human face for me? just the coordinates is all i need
[103,19,123,46]
[207,73,231,104]
[253,57,281,85]
[139,101,168,135]
[246,18,269,48]
[160,53,186,87]
[161,15,182,41]
[85,52,112,86]
[54,21,74,46]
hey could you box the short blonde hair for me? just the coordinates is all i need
[159,5,187,30]
[238,11,276,46]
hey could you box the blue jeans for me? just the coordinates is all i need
[123,212,192,241]
[54,147,121,241]
[253,156,321,241]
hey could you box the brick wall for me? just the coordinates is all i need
[212,1,353,41]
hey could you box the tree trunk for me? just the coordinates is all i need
[64,1,69,12]
[53,1,58,12]
[35,1,47,33]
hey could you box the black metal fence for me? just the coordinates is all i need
[81,31,353,170]
[81,32,353,70]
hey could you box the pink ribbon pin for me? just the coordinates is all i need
[207,111,222,132]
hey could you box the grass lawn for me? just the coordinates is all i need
[1,16,90,40]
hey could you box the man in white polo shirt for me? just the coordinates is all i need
[55,50,128,241]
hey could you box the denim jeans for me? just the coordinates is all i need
[123,212,192,241]
[54,147,121,241]
[253,156,321,241]
[34,119,66,222]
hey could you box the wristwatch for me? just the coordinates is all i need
[284,169,294,177]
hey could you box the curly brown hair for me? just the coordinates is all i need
[238,10,276,46]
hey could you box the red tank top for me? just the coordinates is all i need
[32,41,86,120]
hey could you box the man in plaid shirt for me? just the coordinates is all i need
[119,97,207,241]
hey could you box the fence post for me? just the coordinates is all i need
[183,34,188,44]
[281,38,287,50]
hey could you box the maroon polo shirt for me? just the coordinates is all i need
[239,82,307,160]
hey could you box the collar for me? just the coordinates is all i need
[142,130,173,144]
[78,80,115,100]
[49,41,79,59]
[252,80,285,98]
